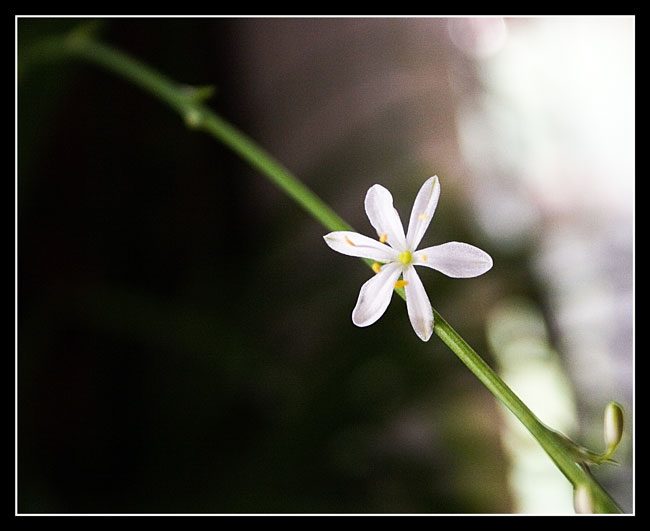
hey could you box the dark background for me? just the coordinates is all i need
[17,17,633,514]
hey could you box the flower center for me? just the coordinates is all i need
[398,250,412,265]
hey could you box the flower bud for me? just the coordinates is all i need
[604,402,624,450]
[574,484,594,514]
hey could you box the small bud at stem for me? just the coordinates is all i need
[604,402,624,450]
[574,484,594,514]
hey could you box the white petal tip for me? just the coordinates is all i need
[322,233,336,249]
[352,316,372,328]
[415,325,434,342]
[423,175,440,190]
[479,253,494,274]
[408,313,434,342]
[414,331,432,342]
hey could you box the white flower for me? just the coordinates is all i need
[323,176,493,342]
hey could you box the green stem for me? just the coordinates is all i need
[21,31,353,235]
[431,312,621,513]
[20,31,622,513]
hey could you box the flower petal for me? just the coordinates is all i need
[352,262,402,327]
[414,242,493,278]
[403,266,434,341]
[406,175,440,250]
[324,231,399,262]
[364,184,407,250]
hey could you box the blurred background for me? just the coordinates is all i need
[17,17,634,514]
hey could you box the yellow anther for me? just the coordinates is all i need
[418,214,429,220]
[394,280,409,289]
[372,262,382,274]
[344,236,356,246]
[398,250,412,264]
[379,233,388,243]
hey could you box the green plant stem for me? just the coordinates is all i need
[20,31,623,513]
[431,312,620,513]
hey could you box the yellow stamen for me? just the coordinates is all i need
[418,214,429,220]
[394,280,409,289]
[379,233,387,243]
[372,262,382,274]
[398,250,412,264]
[345,236,356,246]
